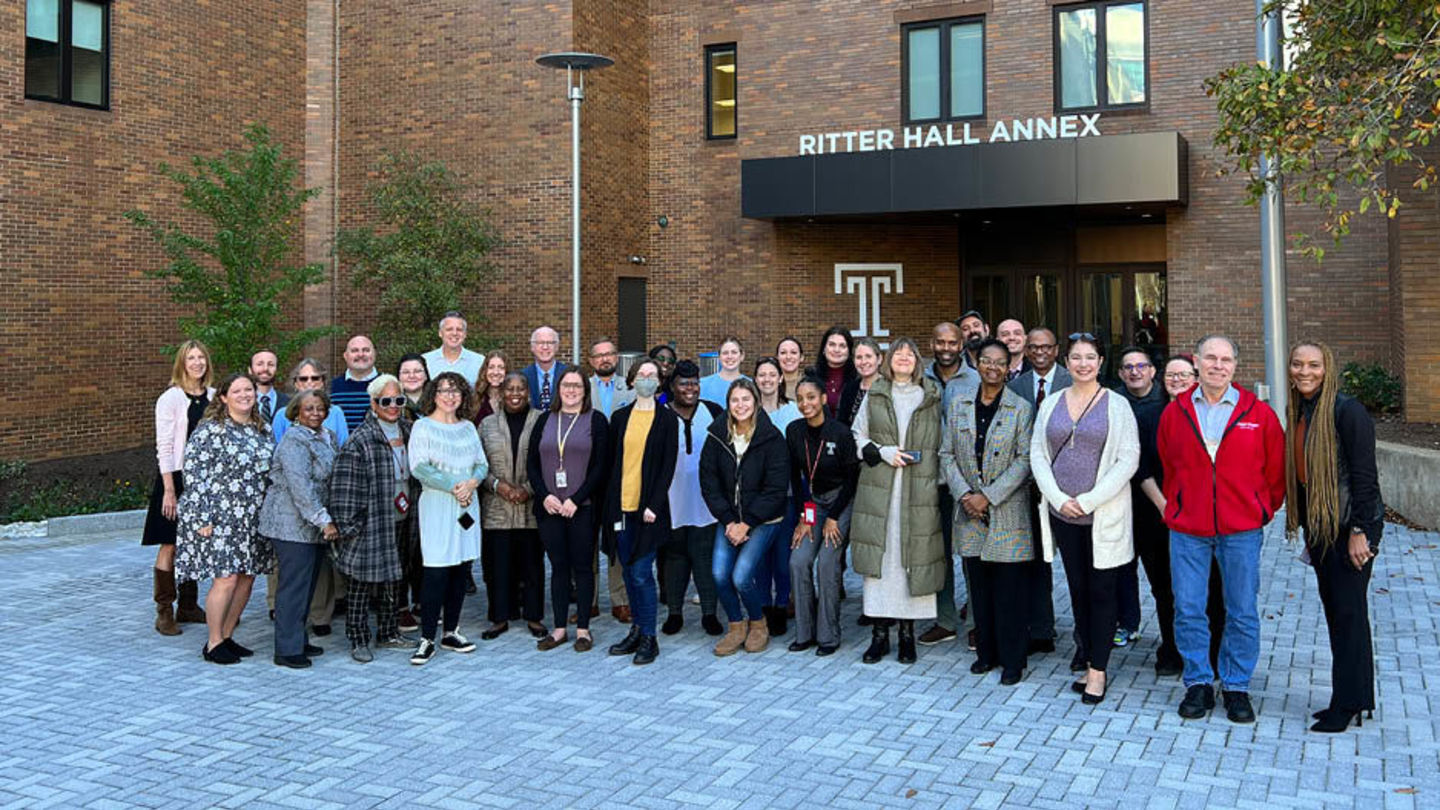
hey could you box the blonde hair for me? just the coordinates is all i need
[169,340,213,390]
[1284,340,1340,554]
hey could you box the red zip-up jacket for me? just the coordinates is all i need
[1157,384,1285,538]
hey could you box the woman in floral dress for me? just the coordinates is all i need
[176,373,276,665]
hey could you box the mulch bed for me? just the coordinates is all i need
[1375,415,1440,452]
[0,446,156,508]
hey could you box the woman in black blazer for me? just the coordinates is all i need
[604,359,679,665]
[1285,341,1383,733]
[528,368,610,653]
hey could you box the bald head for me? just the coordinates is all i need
[1025,327,1058,374]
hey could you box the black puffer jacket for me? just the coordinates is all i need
[699,410,790,527]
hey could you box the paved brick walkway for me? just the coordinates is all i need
[1,518,1437,809]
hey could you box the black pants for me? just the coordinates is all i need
[1312,540,1376,711]
[420,564,468,641]
[662,523,719,617]
[1131,498,1181,668]
[1025,486,1057,641]
[1052,517,1120,673]
[967,556,1030,674]
[539,504,596,630]
[484,528,544,624]
[398,518,423,611]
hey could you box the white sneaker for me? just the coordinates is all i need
[440,632,476,653]
[410,638,436,665]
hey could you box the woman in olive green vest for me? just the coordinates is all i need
[849,337,945,665]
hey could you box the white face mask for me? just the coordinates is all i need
[634,377,660,398]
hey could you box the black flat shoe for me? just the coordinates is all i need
[202,642,240,665]
[1071,680,1087,694]
[788,639,816,653]
[1000,669,1024,686]
[304,643,324,657]
[702,615,724,636]
[662,614,684,636]
[311,624,332,637]
[527,622,548,639]
[816,644,839,657]
[1222,690,1256,724]
[1082,686,1107,705]
[481,623,509,641]
[273,654,311,669]
[222,638,254,658]
[970,660,996,675]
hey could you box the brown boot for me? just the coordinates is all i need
[744,619,770,653]
[714,621,748,656]
[153,568,180,636]
[176,579,207,624]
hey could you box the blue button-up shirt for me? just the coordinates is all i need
[1191,384,1239,444]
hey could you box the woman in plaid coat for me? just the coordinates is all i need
[330,375,418,662]
[939,339,1035,686]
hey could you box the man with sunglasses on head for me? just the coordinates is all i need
[1008,327,1070,657]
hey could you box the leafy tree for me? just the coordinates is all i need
[126,123,338,370]
[335,152,501,367]
[1204,1,1439,258]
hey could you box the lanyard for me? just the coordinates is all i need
[556,412,580,469]
[802,432,824,493]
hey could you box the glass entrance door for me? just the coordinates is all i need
[1077,267,1167,384]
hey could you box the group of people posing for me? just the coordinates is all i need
[140,309,1382,734]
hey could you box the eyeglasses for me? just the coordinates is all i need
[295,374,324,383]
[1028,343,1057,351]
[1121,363,1152,373]
[373,396,406,407]
[532,340,559,347]
[1164,372,1196,381]
[976,358,1008,368]
[435,388,462,397]
[674,378,700,387]
[559,381,585,390]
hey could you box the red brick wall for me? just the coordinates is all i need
[0,0,307,461]
[1391,146,1440,421]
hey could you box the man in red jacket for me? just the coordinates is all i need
[1157,335,1285,724]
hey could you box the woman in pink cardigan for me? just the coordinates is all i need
[141,340,215,635]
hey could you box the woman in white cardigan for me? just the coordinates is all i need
[1030,334,1139,705]
[141,339,216,636]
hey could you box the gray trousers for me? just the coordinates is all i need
[790,504,851,647]
[271,539,325,657]
[265,555,347,625]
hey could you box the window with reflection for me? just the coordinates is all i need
[706,44,736,139]
[1055,1,1145,112]
[26,0,109,108]
[903,17,985,123]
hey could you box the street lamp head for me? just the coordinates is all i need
[536,52,614,71]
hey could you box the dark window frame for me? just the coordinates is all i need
[705,43,737,140]
[25,0,111,109]
[1052,0,1149,114]
[900,15,987,125]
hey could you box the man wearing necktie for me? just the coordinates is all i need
[250,349,289,428]
[524,326,568,411]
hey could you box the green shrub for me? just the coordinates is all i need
[1341,362,1402,414]
[1,479,148,523]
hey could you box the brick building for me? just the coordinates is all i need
[3,0,1434,462]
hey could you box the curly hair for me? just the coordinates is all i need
[203,373,269,433]
[419,371,477,420]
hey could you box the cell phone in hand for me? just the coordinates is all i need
[905,450,922,462]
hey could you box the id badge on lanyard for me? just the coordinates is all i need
[554,468,568,490]
[394,492,410,515]
[802,501,817,525]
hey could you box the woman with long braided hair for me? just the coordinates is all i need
[1284,341,1382,733]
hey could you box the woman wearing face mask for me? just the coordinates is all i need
[478,372,546,641]
[473,350,512,425]
[701,378,790,656]
[754,356,802,636]
[1284,341,1382,733]
[775,337,806,404]
[529,368,610,653]
[604,360,679,665]
[700,337,748,407]
[838,338,883,428]
[144,339,214,636]
[939,339,1035,685]
[397,353,431,423]
[850,337,944,665]
[815,326,859,418]
[787,377,858,655]
[1030,335,1139,704]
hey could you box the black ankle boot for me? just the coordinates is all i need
[765,606,788,636]
[862,622,890,664]
[897,620,917,664]
[608,625,643,656]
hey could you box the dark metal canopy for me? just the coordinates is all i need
[535,52,614,70]
[741,131,1187,220]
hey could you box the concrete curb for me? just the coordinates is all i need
[1378,440,1440,531]
[45,509,146,538]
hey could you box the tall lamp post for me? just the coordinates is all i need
[537,51,613,366]
[1256,2,1287,417]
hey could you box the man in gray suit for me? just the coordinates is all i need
[1007,327,1071,661]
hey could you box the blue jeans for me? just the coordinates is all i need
[1171,529,1263,691]
[756,498,797,608]
[712,522,779,623]
[616,518,658,637]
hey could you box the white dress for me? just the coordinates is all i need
[408,417,488,567]
[854,381,937,620]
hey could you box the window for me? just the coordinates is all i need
[902,17,984,123]
[1054,1,1146,112]
[705,44,736,139]
[26,0,109,108]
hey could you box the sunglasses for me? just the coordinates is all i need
[374,396,406,407]
[1068,332,1097,341]
[295,374,325,383]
